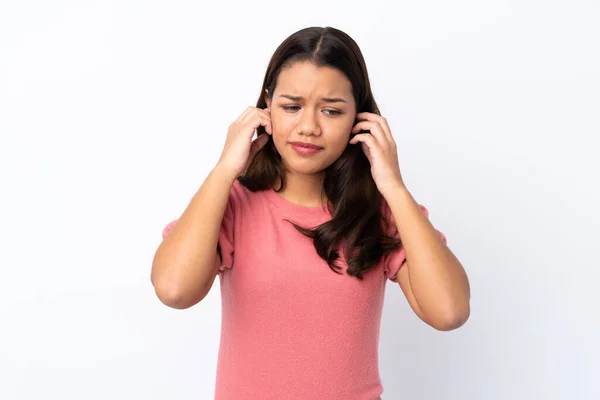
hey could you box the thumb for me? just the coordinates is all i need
[247,134,270,164]
[251,133,269,152]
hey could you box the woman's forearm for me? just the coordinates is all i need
[151,164,237,308]
[386,185,471,327]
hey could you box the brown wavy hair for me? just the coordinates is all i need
[238,26,401,280]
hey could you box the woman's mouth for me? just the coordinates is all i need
[290,142,323,156]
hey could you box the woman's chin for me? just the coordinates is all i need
[282,159,326,176]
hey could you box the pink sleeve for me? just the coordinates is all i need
[217,194,235,272]
[160,195,236,273]
[162,220,178,239]
[383,204,447,282]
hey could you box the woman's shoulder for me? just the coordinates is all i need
[230,178,259,201]
[228,179,270,210]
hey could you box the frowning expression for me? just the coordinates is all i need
[266,61,357,175]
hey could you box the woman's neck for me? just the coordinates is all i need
[274,172,326,208]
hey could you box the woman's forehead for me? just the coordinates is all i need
[274,62,353,100]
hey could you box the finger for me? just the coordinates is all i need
[349,132,378,149]
[236,106,255,123]
[240,107,258,124]
[259,114,272,135]
[244,134,269,172]
[245,109,272,132]
[257,108,272,124]
[351,121,386,144]
[249,133,270,158]
[356,112,393,141]
[355,115,392,142]
[256,107,270,115]
[349,133,376,162]
[239,114,270,138]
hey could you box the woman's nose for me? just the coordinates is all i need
[297,110,321,136]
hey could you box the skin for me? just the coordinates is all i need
[265,61,471,331]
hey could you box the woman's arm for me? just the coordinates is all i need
[151,165,236,309]
[386,185,471,331]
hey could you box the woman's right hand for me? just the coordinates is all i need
[216,106,272,179]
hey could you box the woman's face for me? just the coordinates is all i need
[266,61,357,176]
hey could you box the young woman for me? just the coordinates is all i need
[151,26,470,400]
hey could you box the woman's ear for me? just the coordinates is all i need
[264,88,271,110]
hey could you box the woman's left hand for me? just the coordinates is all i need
[349,112,406,197]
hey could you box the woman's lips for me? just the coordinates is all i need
[290,142,323,156]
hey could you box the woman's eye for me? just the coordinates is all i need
[281,106,341,116]
[324,109,341,116]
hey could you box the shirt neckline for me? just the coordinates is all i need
[264,187,331,218]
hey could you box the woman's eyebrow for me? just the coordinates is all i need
[279,94,347,103]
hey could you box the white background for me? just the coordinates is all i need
[1,1,599,399]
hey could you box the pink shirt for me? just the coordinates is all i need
[162,180,446,399]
